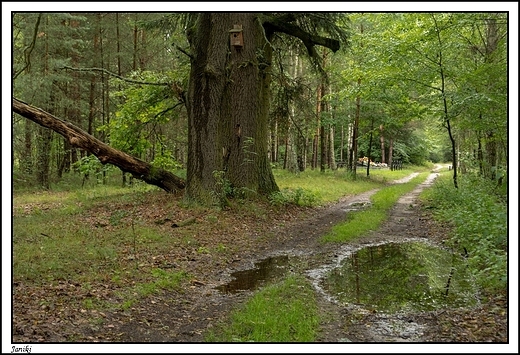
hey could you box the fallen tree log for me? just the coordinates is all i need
[13,97,186,193]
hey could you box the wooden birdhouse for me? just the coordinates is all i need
[229,25,243,48]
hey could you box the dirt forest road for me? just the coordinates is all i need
[86,164,506,345]
[14,165,507,347]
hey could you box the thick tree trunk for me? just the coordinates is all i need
[13,98,185,193]
[186,13,279,203]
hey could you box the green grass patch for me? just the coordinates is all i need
[118,268,189,311]
[137,268,188,296]
[273,167,425,205]
[321,172,429,243]
[205,275,319,342]
[13,207,172,284]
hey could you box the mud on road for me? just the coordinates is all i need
[13,167,508,345]
[95,166,506,344]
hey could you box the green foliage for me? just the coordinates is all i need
[109,210,128,226]
[210,170,258,208]
[269,187,318,207]
[148,268,188,292]
[72,155,111,181]
[420,173,507,291]
[102,70,187,171]
[12,13,507,194]
[151,152,181,171]
[211,170,233,208]
[205,275,319,342]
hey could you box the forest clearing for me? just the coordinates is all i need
[7,8,513,353]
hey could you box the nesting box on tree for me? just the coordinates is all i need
[229,25,243,48]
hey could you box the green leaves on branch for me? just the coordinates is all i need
[102,70,186,168]
[72,155,111,182]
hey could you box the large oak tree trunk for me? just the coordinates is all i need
[185,13,278,203]
[13,98,185,193]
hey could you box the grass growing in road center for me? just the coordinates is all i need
[321,172,429,243]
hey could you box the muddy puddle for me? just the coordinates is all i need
[216,239,477,316]
[316,240,478,313]
[216,255,296,294]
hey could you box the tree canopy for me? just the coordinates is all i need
[9,9,510,200]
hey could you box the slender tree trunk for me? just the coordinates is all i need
[349,78,361,177]
[432,14,457,188]
[283,125,288,170]
[115,12,128,187]
[99,15,111,184]
[485,131,497,180]
[57,139,71,178]
[139,26,146,70]
[312,133,319,170]
[21,119,33,175]
[317,82,326,172]
[312,83,320,171]
[483,17,501,179]
[388,138,394,170]
[285,111,299,173]
[447,117,458,188]
[36,125,52,189]
[340,124,344,163]
[36,15,52,188]
[318,49,330,172]
[379,124,385,164]
[348,23,364,176]
[133,20,138,72]
[477,133,484,176]
[67,17,81,175]
[270,119,277,163]
[366,117,374,176]
[328,125,336,170]
[297,136,307,172]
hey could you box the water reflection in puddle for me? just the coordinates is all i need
[321,241,478,313]
[216,255,292,294]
